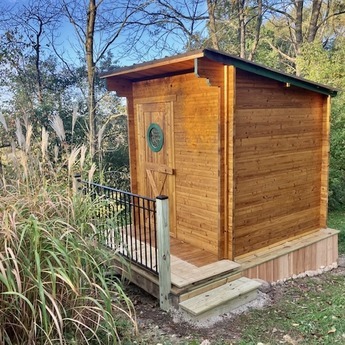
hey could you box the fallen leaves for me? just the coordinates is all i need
[283,334,299,344]
[327,327,336,334]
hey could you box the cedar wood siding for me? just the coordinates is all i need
[233,69,325,257]
[132,73,221,255]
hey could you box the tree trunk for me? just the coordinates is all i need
[248,0,262,61]
[86,0,97,157]
[207,0,219,49]
[307,0,322,42]
[34,18,44,104]
[238,0,246,58]
[294,0,304,56]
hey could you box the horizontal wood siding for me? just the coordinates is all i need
[132,73,220,254]
[234,70,325,257]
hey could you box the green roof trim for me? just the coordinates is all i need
[203,49,338,97]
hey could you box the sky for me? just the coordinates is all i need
[0,0,209,68]
[0,0,208,108]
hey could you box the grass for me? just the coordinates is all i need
[135,269,345,345]
[214,211,345,345]
[328,210,345,254]
[234,273,345,345]
[201,211,345,345]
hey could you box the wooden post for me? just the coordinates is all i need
[156,195,171,311]
[72,173,82,195]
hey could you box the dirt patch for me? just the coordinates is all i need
[125,260,345,344]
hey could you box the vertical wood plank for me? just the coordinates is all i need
[127,95,138,194]
[320,95,330,228]
[156,195,171,311]
[333,234,339,263]
[221,65,229,259]
[227,66,236,259]
[195,57,225,259]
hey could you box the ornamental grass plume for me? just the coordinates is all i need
[68,146,81,176]
[41,127,49,160]
[24,123,32,153]
[50,113,66,142]
[0,115,137,345]
[15,117,25,149]
[71,105,79,136]
[80,144,87,170]
[98,122,107,153]
[0,111,8,131]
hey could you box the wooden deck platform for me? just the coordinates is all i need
[170,238,240,288]
[170,237,219,267]
[110,231,241,289]
[113,227,338,308]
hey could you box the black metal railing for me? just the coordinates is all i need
[81,181,158,274]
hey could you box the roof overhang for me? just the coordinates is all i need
[101,50,204,82]
[101,48,339,97]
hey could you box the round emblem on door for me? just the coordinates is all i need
[147,123,164,152]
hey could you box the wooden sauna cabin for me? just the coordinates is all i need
[101,48,339,285]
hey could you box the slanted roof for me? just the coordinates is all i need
[101,48,339,97]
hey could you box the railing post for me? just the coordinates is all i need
[72,173,82,195]
[156,195,171,311]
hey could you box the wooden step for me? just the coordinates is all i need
[177,271,243,302]
[179,277,261,320]
[171,259,241,288]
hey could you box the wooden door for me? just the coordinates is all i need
[136,97,176,237]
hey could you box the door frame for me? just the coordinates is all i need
[134,95,177,237]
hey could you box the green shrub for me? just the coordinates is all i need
[329,107,345,210]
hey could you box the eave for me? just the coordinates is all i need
[101,48,339,97]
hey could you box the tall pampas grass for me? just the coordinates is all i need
[50,113,65,142]
[24,123,32,153]
[68,146,81,176]
[15,118,25,149]
[98,122,107,153]
[41,127,49,160]
[72,105,79,136]
[18,149,28,180]
[0,114,137,344]
[80,144,87,170]
[0,111,8,131]
[88,162,96,183]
